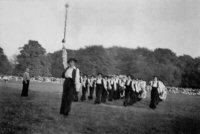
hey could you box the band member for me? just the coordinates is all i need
[124,75,133,106]
[60,46,81,116]
[158,81,167,101]
[81,75,88,101]
[108,76,115,101]
[21,68,30,97]
[94,73,104,104]
[88,75,96,100]
[113,76,121,100]
[134,79,142,102]
[120,78,126,99]
[149,76,160,109]
[131,79,138,104]
[137,80,147,100]
[101,76,108,103]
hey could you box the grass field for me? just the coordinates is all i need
[0,81,200,134]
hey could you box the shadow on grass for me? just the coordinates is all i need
[172,116,200,134]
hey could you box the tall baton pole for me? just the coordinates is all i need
[62,4,69,45]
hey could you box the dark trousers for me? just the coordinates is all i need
[101,88,108,103]
[137,91,143,101]
[88,87,94,100]
[124,86,132,106]
[73,90,79,102]
[113,87,120,100]
[95,84,103,104]
[149,87,159,109]
[108,86,114,101]
[21,80,30,97]
[81,87,87,101]
[60,78,75,115]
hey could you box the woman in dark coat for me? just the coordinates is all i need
[149,76,160,109]
[21,68,30,97]
[60,46,81,116]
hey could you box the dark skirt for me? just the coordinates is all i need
[73,90,79,102]
[108,85,114,101]
[101,88,108,103]
[95,84,103,104]
[88,87,94,100]
[124,85,132,106]
[113,86,121,100]
[60,78,75,115]
[21,80,30,97]
[81,86,87,101]
[149,87,159,109]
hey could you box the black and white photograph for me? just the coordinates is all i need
[0,0,200,134]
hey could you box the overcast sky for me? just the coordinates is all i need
[0,0,200,58]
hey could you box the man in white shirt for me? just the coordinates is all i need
[60,46,81,116]
[21,68,30,97]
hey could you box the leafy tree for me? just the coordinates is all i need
[13,40,51,77]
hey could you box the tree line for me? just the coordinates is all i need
[0,40,200,88]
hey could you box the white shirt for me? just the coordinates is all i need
[152,81,159,88]
[65,66,76,78]
[82,78,87,87]
[89,78,95,87]
[23,72,30,81]
[132,80,137,91]
[107,79,112,89]
[111,79,117,91]
[96,78,107,90]
[96,78,103,84]
[126,79,131,86]
[103,79,108,90]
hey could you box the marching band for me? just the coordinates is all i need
[77,73,167,108]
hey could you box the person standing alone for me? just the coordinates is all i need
[60,46,81,116]
[21,68,30,97]
[149,76,160,109]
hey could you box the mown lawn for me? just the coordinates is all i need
[0,81,200,134]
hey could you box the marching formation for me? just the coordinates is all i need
[59,46,167,116]
[75,74,167,108]
[78,74,147,106]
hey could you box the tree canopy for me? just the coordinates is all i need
[0,47,12,75]
[13,40,51,77]
[1,40,200,88]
